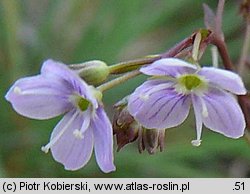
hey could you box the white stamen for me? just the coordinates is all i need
[41,146,49,153]
[41,111,79,153]
[191,139,202,147]
[191,94,203,148]
[211,46,219,68]
[14,86,22,94]
[73,129,84,139]
[15,88,54,96]
[73,111,91,139]
[200,98,208,117]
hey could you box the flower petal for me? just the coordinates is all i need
[200,87,245,138]
[130,86,191,130]
[50,110,94,171]
[198,67,246,95]
[91,107,115,173]
[128,80,173,116]
[41,59,98,108]
[5,75,72,119]
[140,58,196,77]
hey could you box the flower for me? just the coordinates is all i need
[138,128,165,154]
[128,58,247,146]
[113,97,139,151]
[5,59,115,172]
[69,60,109,86]
[113,97,165,154]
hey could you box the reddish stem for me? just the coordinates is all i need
[210,35,234,71]
[215,0,225,38]
[109,34,194,74]
[160,35,194,58]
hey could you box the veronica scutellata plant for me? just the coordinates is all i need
[4,0,250,173]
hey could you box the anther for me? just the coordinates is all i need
[191,139,201,147]
[73,129,84,139]
[41,146,49,153]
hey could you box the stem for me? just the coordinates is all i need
[108,57,160,74]
[108,35,194,75]
[161,35,194,58]
[209,0,250,136]
[97,70,141,92]
[209,0,234,70]
[238,23,250,75]
[211,34,250,131]
[215,0,225,37]
[210,35,235,70]
[238,94,250,130]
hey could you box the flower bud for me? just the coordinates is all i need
[113,97,139,151]
[69,60,109,86]
[113,97,166,154]
[113,97,165,154]
[138,128,165,155]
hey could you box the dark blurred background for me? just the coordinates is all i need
[0,0,249,177]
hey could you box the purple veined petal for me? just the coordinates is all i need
[191,94,204,146]
[41,59,88,94]
[140,58,197,77]
[200,87,245,138]
[128,80,174,116]
[91,107,115,173]
[198,67,247,95]
[5,75,73,119]
[132,87,191,130]
[41,59,98,108]
[49,110,94,171]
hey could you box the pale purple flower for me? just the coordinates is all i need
[128,58,246,146]
[5,59,115,172]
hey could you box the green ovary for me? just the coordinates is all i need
[178,74,202,90]
[77,97,90,111]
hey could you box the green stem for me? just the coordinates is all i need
[97,70,141,92]
[96,32,201,92]
[108,56,160,74]
[107,34,194,75]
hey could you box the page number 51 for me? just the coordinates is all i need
[233,182,244,191]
